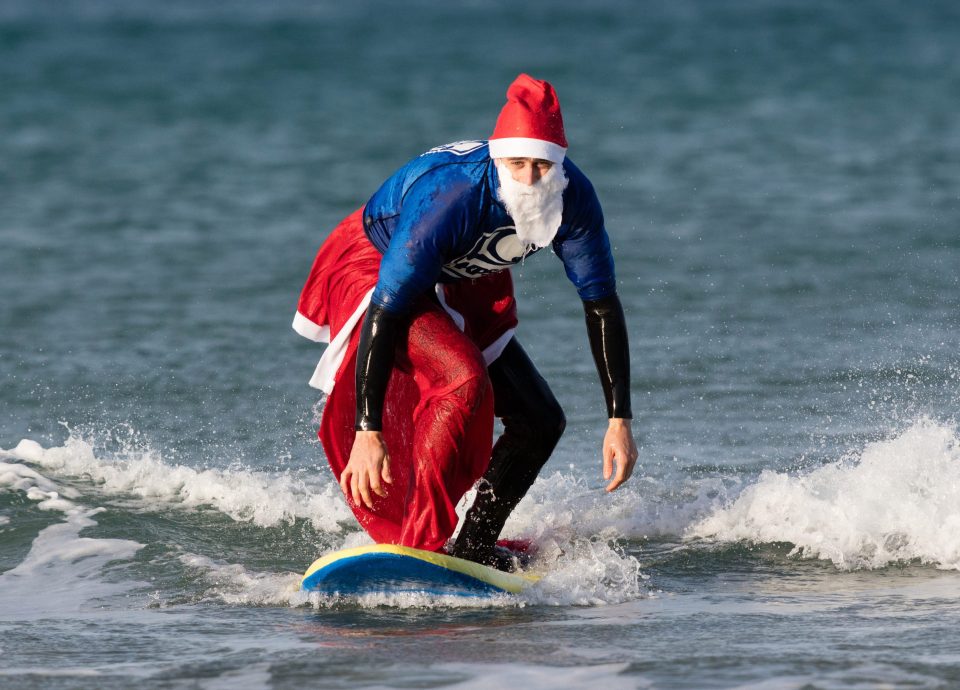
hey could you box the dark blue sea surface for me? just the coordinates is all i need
[2,1,960,688]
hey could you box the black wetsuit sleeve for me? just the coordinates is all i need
[354,304,403,432]
[583,294,633,419]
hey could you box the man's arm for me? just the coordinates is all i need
[583,294,639,491]
[339,175,472,508]
[340,304,401,508]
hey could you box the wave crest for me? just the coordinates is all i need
[689,418,960,570]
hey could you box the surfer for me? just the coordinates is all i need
[294,74,637,569]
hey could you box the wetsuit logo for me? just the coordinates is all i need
[442,226,542,279]
[425,140,486,157]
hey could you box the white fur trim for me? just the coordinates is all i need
[481,328,515,365]
[292,311,330,343]
[488,137,567,164]
[435,285,466,331]
[306,289,374,393]
[303,285,516,394]
[437,284,513,365]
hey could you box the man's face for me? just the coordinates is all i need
[498,157,554,186]
[493,156,568,249]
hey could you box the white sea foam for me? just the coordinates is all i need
[5,435,353,531]
[335,590,517,609]
[180,526,648,609]
[178,553,307,607]
[462,472,651,604]
[0,456,144,618]
[689,418,960,570]
[0,456,75,497]
[182,548,516,609]
[4,435,656,607]
[181,541,646,610]
[178,551,506,611]
[521,537,649,606]
[497,470,731,542]
[439,473,655,605]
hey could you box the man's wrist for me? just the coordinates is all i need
[607,417,632,429]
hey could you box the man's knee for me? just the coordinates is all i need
[456,349,490,390]
[540,396,566,447]
[506,394,566,450]
[404,306,491,403]
[437,350,491,416]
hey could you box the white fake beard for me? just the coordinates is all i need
[495,160,569,250]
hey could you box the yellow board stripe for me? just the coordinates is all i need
[301,544,539,594]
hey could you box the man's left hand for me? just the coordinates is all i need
[602,418,638,492]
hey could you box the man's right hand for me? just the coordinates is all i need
[340,430,393,509]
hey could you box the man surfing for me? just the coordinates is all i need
[294,74,638,570]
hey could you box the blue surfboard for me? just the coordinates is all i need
[301,544,539,597]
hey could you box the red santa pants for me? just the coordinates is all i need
[297,208,518,552]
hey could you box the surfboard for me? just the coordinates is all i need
[301,544,539,597]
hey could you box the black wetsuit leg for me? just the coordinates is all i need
[451,337,565,566]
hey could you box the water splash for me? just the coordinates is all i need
[0,456,144,618]
[689,417,960,570]
[4,433,352,531]
[3,433,654,608]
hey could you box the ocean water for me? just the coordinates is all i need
[2,0,960,688]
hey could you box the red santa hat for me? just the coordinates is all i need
[488,73,568,164]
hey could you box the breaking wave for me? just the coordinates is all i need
[689,418,960,570]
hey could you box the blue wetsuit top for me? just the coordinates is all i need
[362,140,617,314]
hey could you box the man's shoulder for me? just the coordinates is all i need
[421,140,490,160]
[401,140,490,177]
[560,157,601,218]
[365,141,492,225]
[560,157,595,193]
[398,141,492,200]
